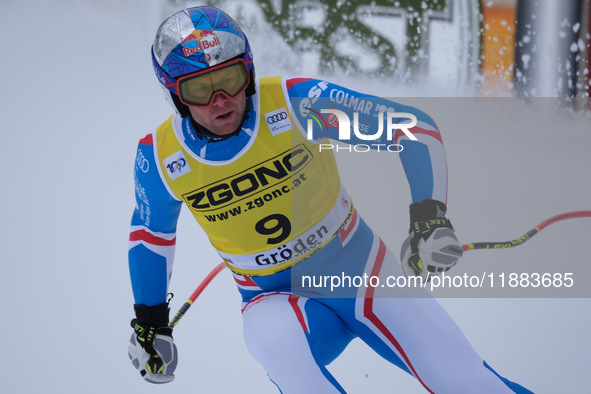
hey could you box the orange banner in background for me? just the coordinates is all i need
[480,0,517,96]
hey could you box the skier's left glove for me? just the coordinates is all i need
[128,302,178,384]
[400,199,464,282]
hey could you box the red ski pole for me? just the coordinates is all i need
[169,211,591,328]
[168,261,227,329]
[462,210,591,251]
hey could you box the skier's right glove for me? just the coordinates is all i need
[128,302,178,384]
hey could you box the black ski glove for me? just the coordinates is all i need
[400,199,464,281]
[128,302,178,384]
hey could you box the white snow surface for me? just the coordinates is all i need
[1,1,589,393]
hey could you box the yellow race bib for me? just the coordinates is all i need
[155,77,345,275]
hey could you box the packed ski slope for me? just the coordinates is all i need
[1,1,589,393]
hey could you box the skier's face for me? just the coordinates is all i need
[188,90,247,136]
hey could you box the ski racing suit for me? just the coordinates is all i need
[129,76,531,393]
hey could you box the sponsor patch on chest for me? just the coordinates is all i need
[163,150,191,180]
[265,107,292,135]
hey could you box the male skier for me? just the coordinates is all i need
[127,5,532,393]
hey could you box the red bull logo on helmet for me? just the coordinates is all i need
[182,30,221,57]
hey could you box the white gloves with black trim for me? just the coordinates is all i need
[128,302,178,384]
[400,199,464,282]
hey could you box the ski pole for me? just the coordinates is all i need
[168,261,227,329]
[169,211,591,328]
[461,210,591,251]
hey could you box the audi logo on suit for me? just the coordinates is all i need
[267,111,288,124]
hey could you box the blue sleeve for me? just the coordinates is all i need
[285,78,448,203]
[128,134,182,306]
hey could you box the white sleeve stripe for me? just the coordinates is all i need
[129,225,176,240]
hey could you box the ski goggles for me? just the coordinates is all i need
[177,59,250,107]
